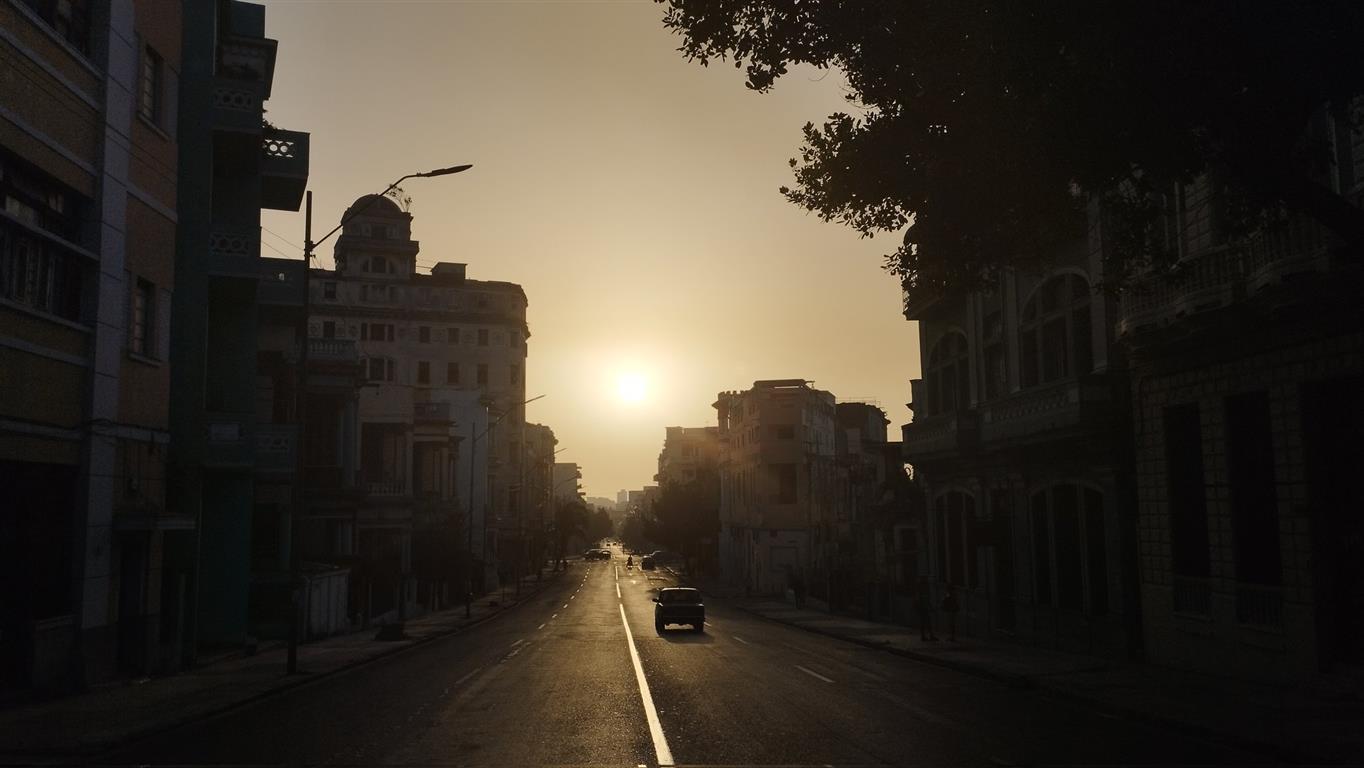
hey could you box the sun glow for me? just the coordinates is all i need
[616,372,648,404]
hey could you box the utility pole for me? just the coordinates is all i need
[287,191,312,675]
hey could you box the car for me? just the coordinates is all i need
[640,555,656,570]
[653,587,704,633]
[582,548,610,561]
[649,550,681,565]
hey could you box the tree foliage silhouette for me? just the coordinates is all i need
[659,1,1364,291]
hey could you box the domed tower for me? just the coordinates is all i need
[333,193,420,277]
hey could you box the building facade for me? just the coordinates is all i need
[168,0,309,659]
[714,380,837,596]
[310,196,529,604]
[2,0,187,692]
[655,426,720,487]
[901,216,1140,659]
[1118,143,1364,684]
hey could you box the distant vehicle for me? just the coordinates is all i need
[583,549,610,560]
[649,550,681,565]
[640,556,656,570]
[653,587,704,633]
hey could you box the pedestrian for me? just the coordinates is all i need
[942,583,960,641]
[915,577,938,641]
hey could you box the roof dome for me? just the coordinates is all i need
[344,193,403,219]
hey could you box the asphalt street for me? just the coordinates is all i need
[100,546,1268,767]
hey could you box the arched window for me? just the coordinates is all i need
[933,490,977,588]
[1019,274,1093,388]
[1028,483,1107,614]
[926,332,970,414]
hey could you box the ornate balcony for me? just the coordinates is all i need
[307,338,358,363]
[901,410,979,461]
[207,226,260,278]
[979,376,1114,445]
[261,129,309,212]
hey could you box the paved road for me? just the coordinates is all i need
[102,548,1267,767]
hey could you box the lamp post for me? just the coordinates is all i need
[464,394,544,618]
[287,164,473,673]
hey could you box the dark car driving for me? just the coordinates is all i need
[653,587,704,633]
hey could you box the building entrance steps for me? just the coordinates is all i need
[0,570,565,765]
[733,599,1364,764]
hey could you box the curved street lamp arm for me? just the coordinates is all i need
[305,164,473,256]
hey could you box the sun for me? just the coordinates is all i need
[616,372,647,404]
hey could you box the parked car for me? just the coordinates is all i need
[653,587,704,633]
[583,548,611,560]
[649,550,681,565]
[640,555,656,570]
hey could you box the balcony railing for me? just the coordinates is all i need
[208,226,260,278]
[1235,583,1285,629]
[901,410,979,459]
[1172,575,1212,616]
[255,424,297,472]
[261,129,309,212]
[308,338,357,363]
[413,401,452,423]
[211,77,264,134]
[366,478,408,496]
[979,377,1112,444]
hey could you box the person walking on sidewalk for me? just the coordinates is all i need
[915,577,939,641]
[941,583,960,641]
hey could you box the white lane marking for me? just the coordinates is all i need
[551,613,557,619]
[616,583,622,599]
[619,604,674,767]
[614,565,619,580]
[570,595,575,600]
[511,638,524,647]
[563,603,569,608]
[733,635,751,645]
[537,623,545,630]
[452,666,482,687]
[795,664,835,684]
[501,646,523,663]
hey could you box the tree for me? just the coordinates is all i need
[585,506,615,543]
[551,499,588,570]
[658,1,1364,291]
[646,469,721,577]
[619,510,648,552]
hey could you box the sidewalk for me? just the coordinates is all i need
[735,599,1364,764]
[0,569,566,765]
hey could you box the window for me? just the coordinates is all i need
[366,357,393,382]
[0,223,86,321]
[775,464,797,504]
[1226,392,1281,586]
[322,320,335,339]
[1166,404,1210,580]
[477,363,488,385]
[1029,484,1107,613]
[477,328,488,346]
[447,327,460,344]
[139,46,163,125]
[361,323,394,342]
[933,491,975,587]
[926,332,970,413]
[363,256,391,274]
[417,361,430,385]
[20,0,91,54]
[130,278,154,355]
[419,326,430,343]
[1019,274,1092,388]
[323,282,336,300]
[446,362,459,385]
[983,311,1006,400]
[510,364,521,385]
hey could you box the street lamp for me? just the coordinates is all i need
[288,164,473,673]
[464,394,544,618]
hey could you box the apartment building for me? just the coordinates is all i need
[654,426,720,487]
[167,0,309,658]
[310,195,529,605]
[1118,119,1364,684]
[714,380,837,596]
[901,213,1139,659]
[523,422,557,573]
[2,0,185,692]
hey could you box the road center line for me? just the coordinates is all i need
[733,635,750,645]
[511,638,524,647]
[795,664,835,684]
[616,583,622,598]
[537,623,545,630]
[619,604,675,767]
[452,665,482,687]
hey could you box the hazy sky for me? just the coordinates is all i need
[259,0,920,498]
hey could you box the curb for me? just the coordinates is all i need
[730,602,1327,764]
[79,570,568,765]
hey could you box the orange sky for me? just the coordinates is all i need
[259,0,920,498]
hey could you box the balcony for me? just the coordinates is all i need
[901,285,944,321]
[979,376,1114,445]
[255,424,297,473]
[207,226,261,278]
[413,401,452,424]
[212,76,265,134]
[365,478,408,497]
[308,338,358,363]
[1235,583,1285,629]
[261,130,309,212]
[901,410,979,460]
[204,412,254,468]
[1172,576,1212,617]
